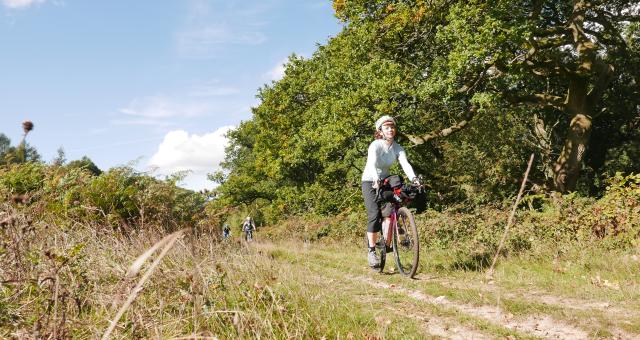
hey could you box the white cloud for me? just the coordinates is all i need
[175,0,269,59]
[113,87,254,129]
[148,126,234,190]
[2,0,45,9]
[119,95,211,119]
[176,26,266,59]
[110,118,173,127]
[189,84,240,97]
[264,58,288,82]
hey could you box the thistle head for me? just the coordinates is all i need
[22,120,34,135]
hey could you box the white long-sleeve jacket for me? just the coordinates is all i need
[361,139,416,183]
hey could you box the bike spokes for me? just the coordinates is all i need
[392,207,419,278]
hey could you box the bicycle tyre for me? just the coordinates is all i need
[392,207,419,278]
[377,234,386,273]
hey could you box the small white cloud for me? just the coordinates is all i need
[176,26,266,58]
[148,126,234,190]
[264,58,288,82]
[119,95,211,119]
[189,85,240,98]
[110,118,173,127]
[2,0,45,9]
[175,0,269,59]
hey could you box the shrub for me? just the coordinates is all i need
[0,162,47,195]
[1,163,207,232]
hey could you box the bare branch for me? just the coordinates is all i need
[533,26,572,39]
[587,62,615,111]
[524,59,573,77]
[617,15,640,22]
[404,107,478,145]
[505,93,565,111]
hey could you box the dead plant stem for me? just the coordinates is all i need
[486,154,535,277]
[101,229,187,339]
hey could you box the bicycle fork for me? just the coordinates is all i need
[382,212,396,247]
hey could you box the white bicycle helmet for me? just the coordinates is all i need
[375,115,396,130]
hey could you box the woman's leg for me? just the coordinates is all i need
[367,232,377,248]
[362,181,381,247]
[382,217,392,246]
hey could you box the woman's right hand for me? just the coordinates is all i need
[372,180,380,189]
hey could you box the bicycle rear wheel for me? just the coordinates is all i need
[392,207,419,278]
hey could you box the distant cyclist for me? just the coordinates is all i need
[222,223,231,239]
[242,216,255,241]
[361,115,419,268]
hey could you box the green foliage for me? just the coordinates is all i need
[0,163,207,232]
[66,156,102,176]
[584,173,640,247]
[214,0,639,220]
[260,178,640,270]
[0,162,47,195]
[0,133,41,165]
[260,210,365,243]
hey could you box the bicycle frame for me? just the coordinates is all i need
[375,183,421,277]
[382,203,400,246]
[370,177,423,275]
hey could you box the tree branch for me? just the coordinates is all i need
[533,26,572,39]
[505,93,565,111]
[523,59,573,77]
[403,106,478,145]
[586,13,630,50]
[587,61,615,112]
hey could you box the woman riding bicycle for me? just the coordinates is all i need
[362,115,419,268]
[242,216,255,241]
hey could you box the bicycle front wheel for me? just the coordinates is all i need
[392,207,419,278]
[377,235,386,273]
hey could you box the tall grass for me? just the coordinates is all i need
[1,203,412,338]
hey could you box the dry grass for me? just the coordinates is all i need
[4,193,639,338]
[0,203,410,338]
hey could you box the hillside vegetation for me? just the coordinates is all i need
[2,0,640,338]
[1,144,639,337]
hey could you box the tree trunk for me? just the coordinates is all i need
[552,0,599,193]
[553,113,592,192]
[532,113,555,182]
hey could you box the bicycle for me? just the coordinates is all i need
[244,229,254,242]
[370,176,422,278]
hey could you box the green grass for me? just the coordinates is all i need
[261,242,528,339]
[264,240,640,338]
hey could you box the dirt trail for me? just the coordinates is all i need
[428,275,638,317]
[258,242,638,339]
[395,310,493,340]
[354,275,590,339]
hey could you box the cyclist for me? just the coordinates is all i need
[361,115,419,268]
[242,216,255,241]
[222,223,231,239]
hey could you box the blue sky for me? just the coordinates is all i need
[0,0,341,190]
